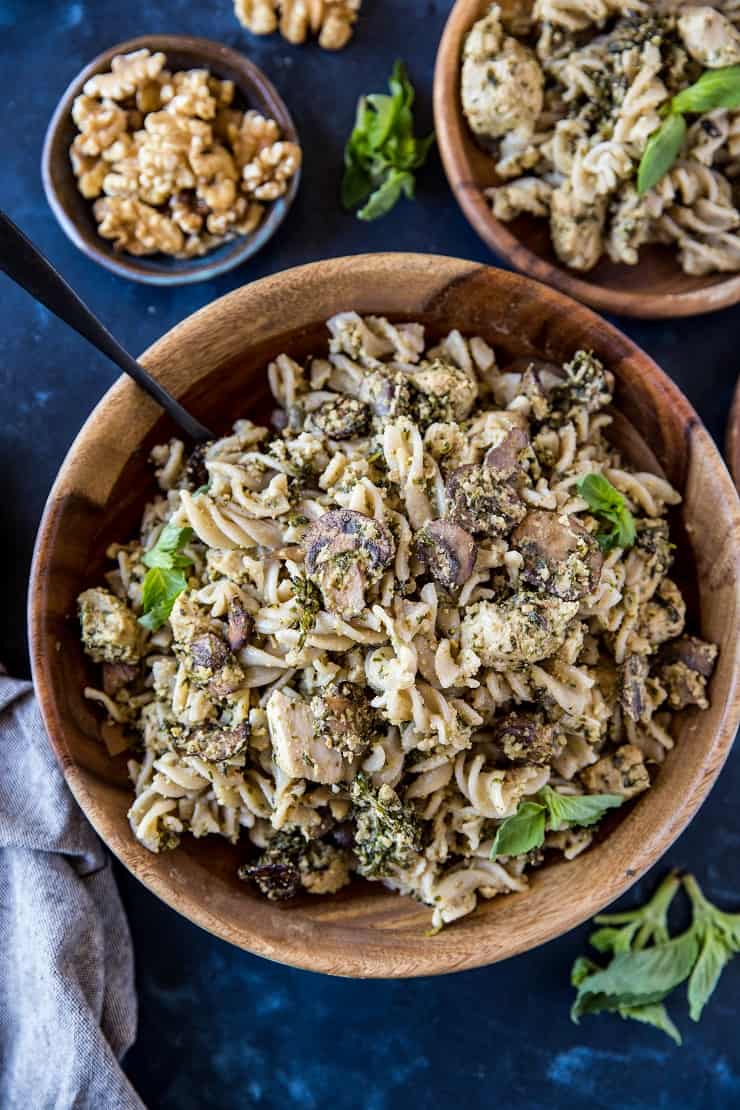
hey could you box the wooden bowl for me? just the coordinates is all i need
[728,378,740,490]
[29,254,740,977]
[41,35,300,286]
[434,0,740,319]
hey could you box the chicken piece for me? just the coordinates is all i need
[634,519,674,582]
[409,358,479,423]
[266,689,346,784]
[550,183,607,272]
[78,588,142,664]
[656,635,718,710]
[554,350,614,415]
[239,828,352,901]
[307,395,370,439]
[460,592,579,670]
[302,509,395,618]
[414,520,477,590]
[512,510,603,601]
[495,710,565,765]
[461,7,544,139]
[580,744,650,800]
[310,680,376,760]
[359,367,413,420]
[173,721,250,762]
[678,6,740,68]
[637,579,686,647]
[619,654,650,723]
[446,463,526,536]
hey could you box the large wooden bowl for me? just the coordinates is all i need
[29,254,740,977]
[434,0,740,319]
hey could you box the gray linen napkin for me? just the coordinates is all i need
[0,674,145,1110]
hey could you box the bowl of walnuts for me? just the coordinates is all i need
[42,35,302,285]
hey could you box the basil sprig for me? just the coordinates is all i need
[139,523,194,631]
[490,786,624,859]
[577,472,636,552]
[637,64,740,194]
[571,871,740,1043]
[342,60,434,221]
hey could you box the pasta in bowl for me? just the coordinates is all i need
[30,255,740,975]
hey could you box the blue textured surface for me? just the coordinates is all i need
[1,2,739,1107]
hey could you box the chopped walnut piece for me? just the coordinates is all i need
[234,0,360,50]
[242,141,302,201]
[580,744,650,800]
[234,0,280,36]
[69,49,300,259]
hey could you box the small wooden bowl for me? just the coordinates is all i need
[434,0,740,319]
[29,255,740,977]
[41,35,300,286]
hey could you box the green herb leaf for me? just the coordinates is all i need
[341,60,434,221]
[671,64,740,115]
[490,801,546,859]
[571,955,601,987]
[617,1002,682,1045]
[142,524,194,569]
[537,785,624,831]
[139,566,188,631]
[574,928,700,1015]
[591,873,681,955]
[577,473,637,551]
[687,930,731,1022]
[637,113,687,195]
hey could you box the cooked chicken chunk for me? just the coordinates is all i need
[580,744,650,800]
[637,579,686,647]
[266,689,346,784]
[311,681,376,760]
[512,510,602,600]
[78,587,141,664]
[496,710,565,764]
[446,463,526,536]
[657,635,718,710]
[462,7,544,139]
[173,721,250,762]
[409,358,479,423]
[460,592,579,670]
[678,6,740,68]
[550,184,607,273]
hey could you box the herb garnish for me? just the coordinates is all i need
[577,473,637,552]
[637,65,740,194]
[342,60,435,221]
[571,871,740,1043]
[490,786,624,859]
[139,523,194,631]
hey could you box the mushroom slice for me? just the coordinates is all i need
[102,661,139,697]
[227,597,252,653]
[656,635,718,710]
[184,441,212,490]
[360,368,412,419]
[619,654,650,723]
[188,631,245,697]
[266,689,346,784]
[580,743,650,800]
[414,520,477,590]
[308,395,370,440]
[302,509,395,618]
[446,463,526,536]
[175,721,250,762]
[511,510,603,600]
[495,711,564,765]
[484,425,530,473]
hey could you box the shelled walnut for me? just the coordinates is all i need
[69,49,301,259]
[234,0,361,51]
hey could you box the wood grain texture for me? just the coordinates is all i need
[41,35,300,286]
[433,0,740,320]
[729,378,740,490]
[29,254,740,977]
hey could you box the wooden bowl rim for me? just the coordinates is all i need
[28,253,740,976]
[41,34,300,286]
[433,0,740,320]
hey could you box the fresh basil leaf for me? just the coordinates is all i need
[490,801,546,859]
[618,1002,682,1045]
[687,930,731,1022]
[684,873,740,953]
[576,929,700,1009]
[358,170,415,221]
[593,873,681,954]
[139,566,188,631]
[637,113,687,195]
[142,524,193,569]
[571,955,601,987]
[589,924,639,955]
[342,155,374,210]
[577,473,636,551]
[538,785,624,831]
[671,64,740,115]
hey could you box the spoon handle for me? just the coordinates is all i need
[0,212,213,442]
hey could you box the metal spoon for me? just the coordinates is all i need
[0,211,213,442]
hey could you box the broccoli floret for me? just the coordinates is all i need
[350,776,422,878]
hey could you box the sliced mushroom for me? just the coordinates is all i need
[361,368,412,419]
[174,721,250,762]
[495,711,564,765]
[414,520,477,590]
[302,509,395,618]
[102,661,139,697]
[190,632,230,675]
[311,680,376,760]
[511,510,603,600]
[227,597,252,653]
[656,635,718,710]
[184,441,212,490]
[308,396,370,439]
[446,463,526,536]
[619,654,650,723]
[484,425,530,473]
[239,861,300,901]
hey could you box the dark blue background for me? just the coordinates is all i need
[1,2,739,1107]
